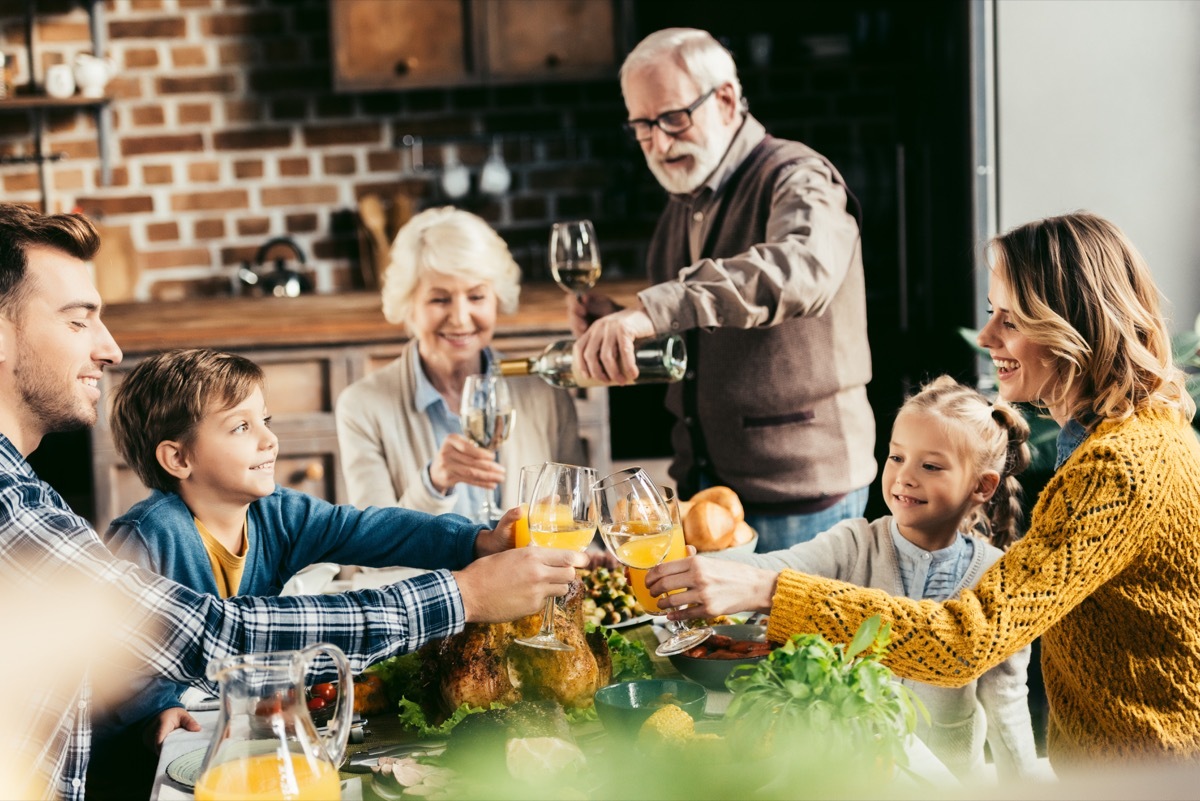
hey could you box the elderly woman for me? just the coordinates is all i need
[650,212,1200,769]
[336,207,584,522]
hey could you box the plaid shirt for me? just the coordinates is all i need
[0,436,465,801]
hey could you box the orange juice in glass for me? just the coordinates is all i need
[513,464,542,549]
[628,521,686,613]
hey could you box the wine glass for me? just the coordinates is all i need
[549,219,601,300]
[624,483,713,656]
[459,374,514,525]
[594,466,674,572]
[513,462,598,651]
[512,463,544,549]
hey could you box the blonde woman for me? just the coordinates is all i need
[652,212,1200,768]
[336,207,584,522]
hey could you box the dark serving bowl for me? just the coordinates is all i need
[667,624,771,690]
[593,679,707,738]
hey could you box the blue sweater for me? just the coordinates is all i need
[98,486,482,735]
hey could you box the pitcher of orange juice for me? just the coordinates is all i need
[194,644,353,801]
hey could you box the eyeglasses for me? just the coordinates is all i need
[623,88,715,142]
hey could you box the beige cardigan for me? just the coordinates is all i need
[335,341,585,515]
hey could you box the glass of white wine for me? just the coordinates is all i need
[513,462,598,652]
[549,219,601,300]
[459,374,514,525]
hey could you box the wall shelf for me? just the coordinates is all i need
[3,0,112,209]
[0,95,109,110]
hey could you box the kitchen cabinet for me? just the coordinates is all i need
[88,283,643,529]
[330,0,623,92]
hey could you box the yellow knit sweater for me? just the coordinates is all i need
[768,406,1200,768]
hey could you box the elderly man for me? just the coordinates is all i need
[0,203,586,800]
[573,28,876,550]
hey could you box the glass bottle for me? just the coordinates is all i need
[497,334,686,388]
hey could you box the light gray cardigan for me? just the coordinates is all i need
[714,516,1041,780]
[335,341,585,514]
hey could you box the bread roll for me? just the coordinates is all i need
[683,500,736,552]
[689,485,744,523]
[730,520,756,548]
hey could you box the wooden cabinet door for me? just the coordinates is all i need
[331,0,473,91]
[480,0,615,82]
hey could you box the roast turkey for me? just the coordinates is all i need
[430,579,612,715]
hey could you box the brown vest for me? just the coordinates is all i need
[646,136,876,511]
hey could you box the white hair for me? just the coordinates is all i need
[619,28,742,102]
[380,206,521,326]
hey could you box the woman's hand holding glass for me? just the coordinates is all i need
[594,470,712,656]
[513,462,598,651]
[459,374,514,525]
[645,556,780,621]
[428,433,506,496]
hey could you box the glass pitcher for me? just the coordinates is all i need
[194,644,353,801]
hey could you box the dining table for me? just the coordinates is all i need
[150,621,958,800]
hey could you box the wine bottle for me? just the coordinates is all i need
[497,334,686,388]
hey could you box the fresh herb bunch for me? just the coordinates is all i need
[724,615,924,774]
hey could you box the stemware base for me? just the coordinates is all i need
[513,634,575,652]
[654,624,714,657]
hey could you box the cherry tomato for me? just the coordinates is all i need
[255,697,283,717]
[311,682,338,701]
[306,697,327,712]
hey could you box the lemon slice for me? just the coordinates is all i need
[505,736,586,782]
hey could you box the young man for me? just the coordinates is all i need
[571,28,877,551]
[0,203,586,801]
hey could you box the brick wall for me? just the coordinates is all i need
[0,0,653,300]
[0,0,930,309]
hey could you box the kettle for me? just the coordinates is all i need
[238,236,312,298]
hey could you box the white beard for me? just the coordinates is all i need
[644,126,735,195]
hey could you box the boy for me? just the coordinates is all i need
[95,348,521,772]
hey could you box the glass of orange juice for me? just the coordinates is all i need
[628,485,713,656]
[512,464,543,549]
[512,462,597,652]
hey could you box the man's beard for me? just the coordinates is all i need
[644,127,735,195]
[14,341,96,434]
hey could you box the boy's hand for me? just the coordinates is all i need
[141,706,202,753]
[429,433,506,495]
[453,547,587,622]
[475,506,521,557]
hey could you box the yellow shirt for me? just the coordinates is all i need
[768,406,1200,767]
[194,517,248,598]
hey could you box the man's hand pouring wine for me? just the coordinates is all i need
[573,303,657,385]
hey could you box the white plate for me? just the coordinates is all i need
[725,529,759,554]
[165,746,206,788]
[604,613,653,630]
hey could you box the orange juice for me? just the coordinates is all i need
[513,503,531,548]
[629,523,687,613]
[194,752,340,801]
[529,525,595,552]
[614,533,673,568]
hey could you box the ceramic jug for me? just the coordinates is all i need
[194,644,353,801]
[72,54,116,98]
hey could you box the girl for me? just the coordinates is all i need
[690,376,1041,779]
[652,212,1200,770]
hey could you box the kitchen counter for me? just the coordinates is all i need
[101,279,649,354]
